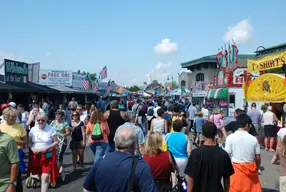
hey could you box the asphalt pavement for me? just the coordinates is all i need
[22,145,280,192]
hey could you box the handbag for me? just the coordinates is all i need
[127,156,139,192]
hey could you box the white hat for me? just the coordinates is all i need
[8,102,16,108]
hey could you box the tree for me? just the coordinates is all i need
[125,85,140,92]
[77,70,96,81]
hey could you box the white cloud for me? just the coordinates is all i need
[45,52,52,57]
[155,61,171,69]
[0,51,23,63]
[154,38,178,54]
[222,18,253,44]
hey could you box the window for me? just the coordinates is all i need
[196,73,204,81]
[181,80,186,87]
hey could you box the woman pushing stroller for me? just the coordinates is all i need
[27,111,59,192]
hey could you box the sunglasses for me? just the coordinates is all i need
[37,119,46,122]
[72,114,79,117]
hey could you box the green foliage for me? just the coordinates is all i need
[77,70,97,81]
[125,85,140,92]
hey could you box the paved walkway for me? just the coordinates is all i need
[23,146,280,191]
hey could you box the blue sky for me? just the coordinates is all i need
[0,0,285,86]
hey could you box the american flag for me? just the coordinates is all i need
[106,79,111,95]
[82,75,90,90]
[94,78,99,93]
[99,66,107,80]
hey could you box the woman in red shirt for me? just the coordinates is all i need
[143,132,173,191]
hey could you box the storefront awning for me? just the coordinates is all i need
[207,88,228,99]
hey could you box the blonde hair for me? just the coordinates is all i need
[90,108,104,124]
[3,107,17,121]
[144,132,163,156]
[212,108,220,114]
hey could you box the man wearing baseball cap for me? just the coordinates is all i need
[8,102,16,109]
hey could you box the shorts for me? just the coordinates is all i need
[264,125,276,137]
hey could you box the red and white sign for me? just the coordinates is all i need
[233,68,259,85]
[39,69,72,86]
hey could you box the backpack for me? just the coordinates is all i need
[91,122,103,140]
[170,114,183,132]
[147,107,154,116]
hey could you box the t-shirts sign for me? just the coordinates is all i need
[39,69,72,86]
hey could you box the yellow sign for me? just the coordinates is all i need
[247,73,286,103]
[247,50,286,72]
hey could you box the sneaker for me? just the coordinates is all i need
[265,148,269,151]
[258,169,262,175]
[269,148,275,152]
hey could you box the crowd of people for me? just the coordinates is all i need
[0,96,286,192]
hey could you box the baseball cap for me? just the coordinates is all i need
[251,103,256,107]
[8,102,16,108]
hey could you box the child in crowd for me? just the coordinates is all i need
[194,112,206,146]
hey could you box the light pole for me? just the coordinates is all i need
[167,74,173,90]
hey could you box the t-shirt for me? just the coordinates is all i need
[0,132,19,191]
[143,151,173,180]
[0,122,26,149]
[224,121,257,136]
[247,109,262,124]
[188,106,197,120]
[29,124,57,150]
[225,130,260,163]
[116,122,145,156]
[209,114,223,129]
[83,151,157,192]
[194,117,206,133]
[277,128,286,140]
[166,132,188,159]
[184,145,234,192]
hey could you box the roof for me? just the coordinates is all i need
[48,86,83,93]
[6,82,59,93]
[181,54,255,68]
[255,42,286,53]
[0,82,25,93]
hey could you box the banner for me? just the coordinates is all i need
[247,73,286,103]
[72,73,85,88]
[39,69,72,86]
[247,50,286,72]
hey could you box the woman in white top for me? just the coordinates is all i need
[28,112,59,192]
[262,106,278,151]
[150,108,167,134]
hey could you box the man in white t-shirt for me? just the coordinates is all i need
[225,114,262,191]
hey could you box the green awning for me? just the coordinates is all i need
[207,88,228,99]
[217,88,228,99]
[208,89,216,99]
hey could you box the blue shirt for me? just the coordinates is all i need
[166,132,188,159]
[83,151,157,192]
[116,122,145,156]
[194,117,206,133]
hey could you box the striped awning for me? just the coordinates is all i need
[207,88,228,99]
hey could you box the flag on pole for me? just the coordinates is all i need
[99,66,107,80]
[94,78,99,93]
[106,79,111,95]
[82,75,90,90]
